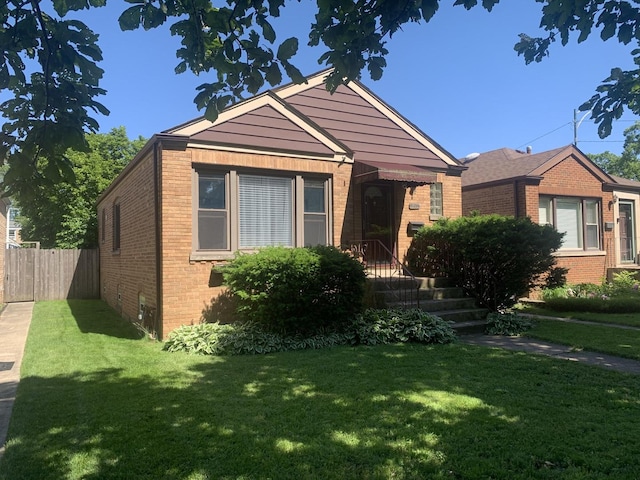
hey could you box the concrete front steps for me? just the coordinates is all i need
[367,276,488,335]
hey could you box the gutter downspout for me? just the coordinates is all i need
[153,142,163,339]
[514,180,520,217]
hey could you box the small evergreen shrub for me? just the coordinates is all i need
[220,245,366,335]
[351,309,457,346]
[405,215,563,311]
[485,312,533,336]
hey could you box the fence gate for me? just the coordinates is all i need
[5,248,36,302]
[5,248,99,302]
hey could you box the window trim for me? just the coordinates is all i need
[112,201,121,252]
[430,182,443,220]
[539,195,603,251]
[192,168,332,259]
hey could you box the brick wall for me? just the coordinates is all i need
[395,173,462,261]
[462,182,516,216]
[98,149,158,331]
[556,254,607,285]
[159,147,354,335]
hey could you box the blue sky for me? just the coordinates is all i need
[74,1,639,159]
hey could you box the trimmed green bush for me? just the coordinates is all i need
[485,312,533,336]
[542,296,640,313]
[405,215,563,311]
[219,245,366,335]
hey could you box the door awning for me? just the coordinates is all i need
[352,160,438,185]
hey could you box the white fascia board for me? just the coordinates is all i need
[187,142,353,164]
[169,91,350,157]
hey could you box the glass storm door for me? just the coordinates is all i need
[619,201,635,262]
[362,184,394,262]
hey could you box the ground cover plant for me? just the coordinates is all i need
[164,309,456,355]
[1,300,640,479]
[525,318,640,361]
[485,312,533,336]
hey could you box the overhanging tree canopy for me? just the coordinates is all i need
[2,0,639,200]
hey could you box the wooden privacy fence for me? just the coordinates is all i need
[5,248,99,302]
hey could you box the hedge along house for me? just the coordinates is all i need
[97,70,466,338]
[461,144,640,285]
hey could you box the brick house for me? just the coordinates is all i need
[98,70,466,338]
[608,174,640,272]
[461,144,640,285]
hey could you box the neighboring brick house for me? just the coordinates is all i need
[98,70,466,338]
[461,144,640,285]
[608,174,640,271]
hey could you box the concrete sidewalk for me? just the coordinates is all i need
[0,302,34,460]
[460,333,640,375]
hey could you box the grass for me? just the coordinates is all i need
[0,301,639,479]
[518,304,640,328]
[524,318,640,361]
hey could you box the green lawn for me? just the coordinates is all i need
[524,318,640,360]
[518,304,640,328]
[1,301,640,479]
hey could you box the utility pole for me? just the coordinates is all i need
[573,108,592,147]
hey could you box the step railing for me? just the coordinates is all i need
[345,240,420,308]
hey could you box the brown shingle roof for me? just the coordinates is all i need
[610,174,640,189]
[461,146,570,187]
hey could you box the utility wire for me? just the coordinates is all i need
[516,122,572,150]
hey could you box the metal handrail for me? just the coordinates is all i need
[346,239,420,308]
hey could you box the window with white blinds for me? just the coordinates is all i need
[239,175,293,248]
[538,196,601,250]
[194,170,330,253]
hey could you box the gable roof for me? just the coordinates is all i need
[165,91,351,162]
[461,145,614,187]
[164,69,463,172]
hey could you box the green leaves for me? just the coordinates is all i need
[406,215,564,311]
[13,128,145,249]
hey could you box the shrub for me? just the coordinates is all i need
[603,270,640,297]
[539,270,640,313]
[405,215,563,311]
[485,312,533,336]
[219,245,366,335]
[351,309,457,346]
[542,296,640,313]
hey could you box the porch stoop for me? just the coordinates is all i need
[367,276,488,335]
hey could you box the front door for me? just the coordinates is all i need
[362,184,394,262]
[619,201,636,262]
